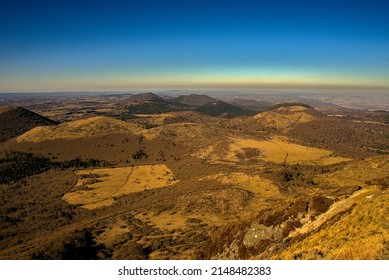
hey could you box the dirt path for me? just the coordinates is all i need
[83,166,134,207]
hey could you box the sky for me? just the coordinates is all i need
[0,0,389,92]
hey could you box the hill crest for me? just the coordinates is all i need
[0,106,58,142]
[16,116,142,142]
[195,101,254,117]
[254,103,319,131]
[174,94,219,106]
[121,92,163,103]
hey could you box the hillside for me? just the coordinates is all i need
[0,106,58,142]
[120,93,255,117]
[268,102,316,111]
[199,156,389,260]
[0,98,388,261]
[120,92,162,103]
[121,93,188,115]
[229,98,274,111]
[195,101,255,117]
[173,94,219,106]
[253,104,320,132]
[1,116,148,162]
[288,117,389,158]
[15,116,142,142]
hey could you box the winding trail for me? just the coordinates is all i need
[83,165,134,206]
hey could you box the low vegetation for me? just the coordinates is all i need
[0,151,108,184]
[63,164,179,209]
[0,97,388,260]
[195,101,255,117]
[268,102,314,111]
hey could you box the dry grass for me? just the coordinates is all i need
[3,105,388,260]
[274,187,389,260]
[193,136,350,165]
[200,172,279,196]
[63,164,179,209]
[138,212,188,233]
[173,188,252,216]
[254,107,316,132]
[16,116,142,142]
[288,188,370,238]
[95,219,131,248]
[133,113,174,125]
[315,156,389,187]
[141,122,209,141]
[0,106,13,113]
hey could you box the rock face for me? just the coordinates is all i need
[243,223,283,247]
[0,106,58,142]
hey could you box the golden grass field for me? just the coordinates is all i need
[63,164,179,209]
[16,116,142,142]
[315,156,389,187]
[200,172,280,196]
[194,135,351,165]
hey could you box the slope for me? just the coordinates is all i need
[253,104,320,132]
[0,106,58,142]
[173,94,219,106]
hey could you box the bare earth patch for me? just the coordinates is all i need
[63,164,179,209]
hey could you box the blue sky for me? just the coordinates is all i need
[1,0,389,92]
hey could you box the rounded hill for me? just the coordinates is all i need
[120,92,163,104]
[195,101,255,117]
[0,106,58,142]
[174,94,219,106]
[16,116,142,142]
[253,103,320,131]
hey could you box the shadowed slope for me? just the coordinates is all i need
[0,106,58,142]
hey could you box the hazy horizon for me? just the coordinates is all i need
[1,0,389,92]
[1,87,389,97]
